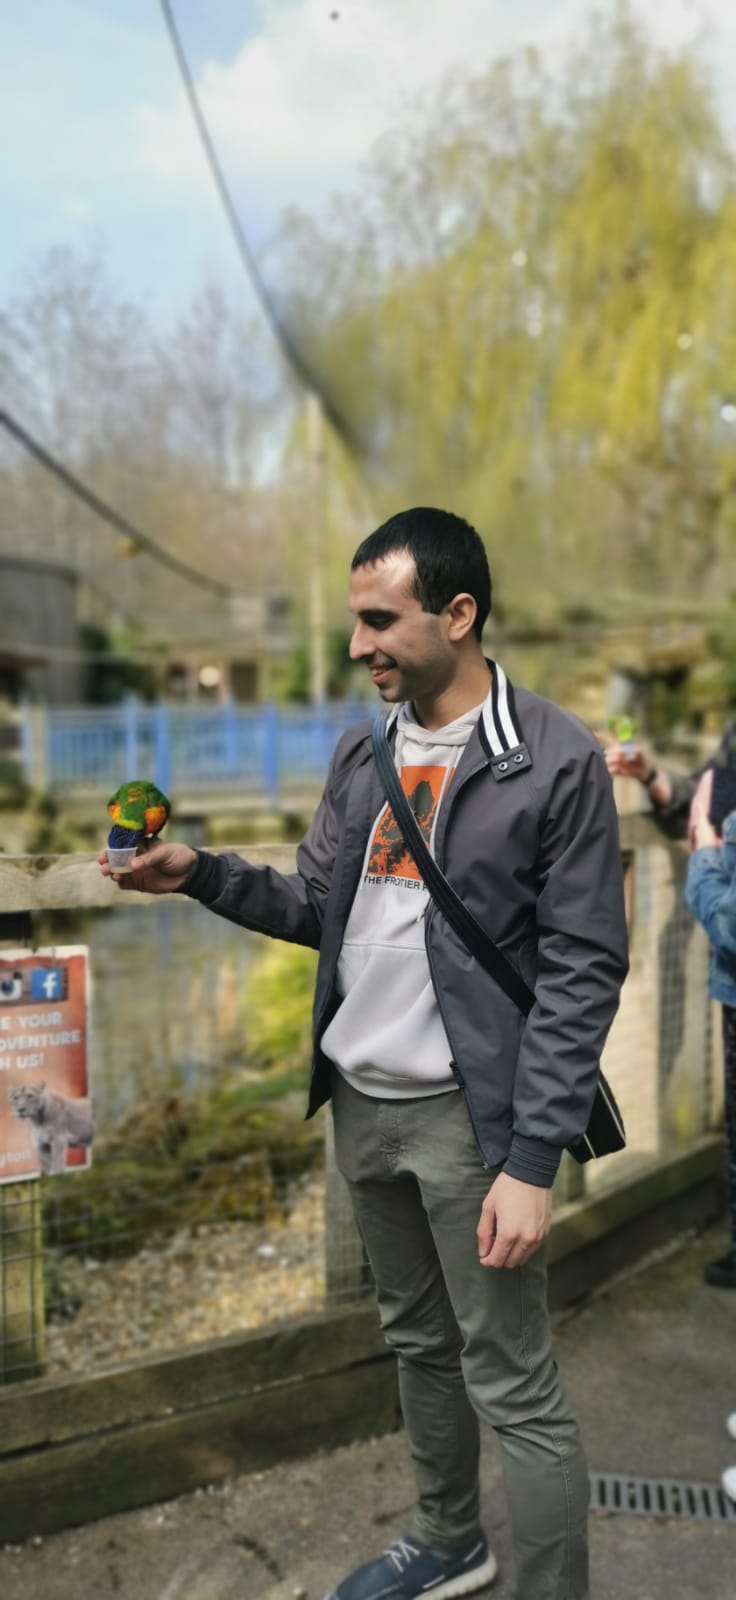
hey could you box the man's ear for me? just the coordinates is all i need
[445,592,478,642]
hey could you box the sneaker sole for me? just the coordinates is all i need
[412,1552,498,1600]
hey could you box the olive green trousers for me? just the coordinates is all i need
[331,1070,589,1600]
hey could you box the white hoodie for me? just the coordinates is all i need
[320,697,485,1097]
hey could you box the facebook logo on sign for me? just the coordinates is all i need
[30,967,68,1002]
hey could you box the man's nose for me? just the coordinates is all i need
[349,621,374,661]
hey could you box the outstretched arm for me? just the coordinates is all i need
[98,736,347,948]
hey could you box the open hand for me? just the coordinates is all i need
[98,838,197,894]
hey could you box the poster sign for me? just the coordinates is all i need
[0,947,92,1184]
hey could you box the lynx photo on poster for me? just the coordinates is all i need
[0,947,93,1183]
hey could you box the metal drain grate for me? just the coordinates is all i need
[589,1472,736,1525]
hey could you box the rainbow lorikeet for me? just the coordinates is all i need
[107,780,171,849]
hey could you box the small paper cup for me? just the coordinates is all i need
[106,845,139,873]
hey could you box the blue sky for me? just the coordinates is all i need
[2,0,735,337]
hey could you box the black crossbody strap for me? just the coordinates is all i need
[371,716,535,1018]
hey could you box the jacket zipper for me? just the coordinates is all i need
[423,749,493,1169]
[433,752,490,866]
[424,902,491,1170]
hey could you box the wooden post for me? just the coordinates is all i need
[26,705,48,793]
[0,1181,45,1384]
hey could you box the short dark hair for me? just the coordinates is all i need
[351,507,491,641]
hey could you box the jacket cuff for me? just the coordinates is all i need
[172,849,228,903]
[503,1134,563,1188]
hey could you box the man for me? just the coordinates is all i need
[101,508,629,1600]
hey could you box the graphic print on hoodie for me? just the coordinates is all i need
[366,769,445,883]
[321,698,485,1098]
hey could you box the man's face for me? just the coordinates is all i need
[348,553,457,704]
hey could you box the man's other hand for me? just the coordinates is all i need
[477,1171,551,1270]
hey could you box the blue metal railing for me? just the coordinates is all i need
[29,700,368,803]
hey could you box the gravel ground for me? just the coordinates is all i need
[45,1176,327,1375]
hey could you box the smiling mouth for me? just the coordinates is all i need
[370,665,395,682]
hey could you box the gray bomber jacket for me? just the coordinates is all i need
[180,664,629,1188]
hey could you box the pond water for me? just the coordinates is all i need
[41,900,263,1133]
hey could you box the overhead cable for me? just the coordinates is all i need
[157,0,355,445]
[0,407,239,601]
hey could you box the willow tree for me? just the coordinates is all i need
[265,1,736,615]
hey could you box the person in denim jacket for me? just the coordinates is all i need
[685,769,736,1288]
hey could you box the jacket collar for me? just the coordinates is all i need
[480,659,524,756]
[376,659,532,783]
[381,659,524,753]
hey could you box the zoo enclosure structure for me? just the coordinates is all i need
[17,699,365,808]
[0,813,727,1542]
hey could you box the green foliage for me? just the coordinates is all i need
[648,672,690,734]
[707,612,736,705]
[0,758,29,810]
[42,1076,323,1260]
[25,791,88,854]
[6,1,735,699]
[243,940,319,1074]
[560,601,609,628]
[80,624,158,705]
[271,626,356,702]
[270,1,736,614]
[40,940,325,1261]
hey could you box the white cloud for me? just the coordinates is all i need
[62,195,94,224]
[133,0,736,230]
[132,0,586,219]
[4,0,736,319]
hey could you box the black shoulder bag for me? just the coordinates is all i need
[371,716,625,1164]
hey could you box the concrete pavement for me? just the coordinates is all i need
[1,1221,735,1600]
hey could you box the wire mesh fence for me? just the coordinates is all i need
[1,1099,327,1383]
[0,825,722,1387]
